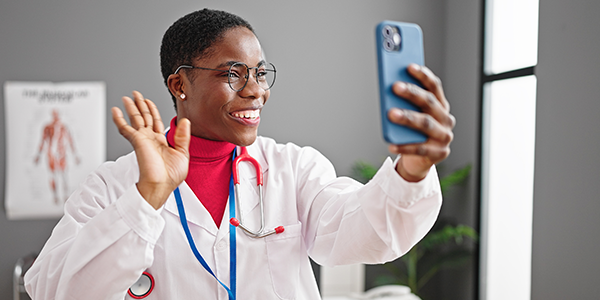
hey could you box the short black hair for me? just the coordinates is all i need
[160,9,255,106]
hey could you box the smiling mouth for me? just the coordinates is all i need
[231,109,260,120]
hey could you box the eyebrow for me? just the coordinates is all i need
[215,60,267,69]
[215,61,238,69]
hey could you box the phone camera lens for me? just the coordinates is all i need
[382,25,401,51]
[383,39,395,52]
[382,25,395,38]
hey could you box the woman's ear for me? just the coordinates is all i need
[167,74,185,100]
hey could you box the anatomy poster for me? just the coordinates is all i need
[4,82,106,219]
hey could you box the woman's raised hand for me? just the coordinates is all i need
[111,91,190,209]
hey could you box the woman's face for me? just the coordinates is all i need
[175,27,270,146]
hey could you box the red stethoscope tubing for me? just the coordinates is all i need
[229,147,284,237]
[232,146,262,185]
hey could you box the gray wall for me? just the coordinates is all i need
[531,0,600,298]
[442,0,600,298]
[12,0,600,299]
[443,0,600,298]
[439,1,481,299]
[0,0,449,297]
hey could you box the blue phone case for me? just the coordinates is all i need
[376,21,427,145]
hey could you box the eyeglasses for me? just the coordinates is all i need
[174,62,276,92]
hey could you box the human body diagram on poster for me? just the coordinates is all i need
[33,109,81,204]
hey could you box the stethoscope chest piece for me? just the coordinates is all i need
[128,271,154,299]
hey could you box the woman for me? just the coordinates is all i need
[25,8,454,299]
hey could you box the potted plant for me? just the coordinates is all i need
[352,162,477,299]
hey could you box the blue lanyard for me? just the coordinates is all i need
[173,148,237,300]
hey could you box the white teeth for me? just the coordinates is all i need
[233,110,259,119]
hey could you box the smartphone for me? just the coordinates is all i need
[376,21,427,145]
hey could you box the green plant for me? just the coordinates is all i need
[352,162,477,297]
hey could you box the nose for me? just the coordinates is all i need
[238,71,265,99]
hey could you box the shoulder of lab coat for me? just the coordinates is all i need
[25,151,165,300]
[249,137,442,267]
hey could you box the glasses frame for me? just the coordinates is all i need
[174,62,276,92]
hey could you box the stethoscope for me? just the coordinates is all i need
[130,142,285,299]
[229,146,285,238]
[128,272,154,299]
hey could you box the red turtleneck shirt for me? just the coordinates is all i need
[166,118,236,227]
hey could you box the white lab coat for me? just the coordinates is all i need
[25,136,442,300]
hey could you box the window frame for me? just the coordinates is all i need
[477,0,539,299]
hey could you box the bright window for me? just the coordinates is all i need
[481,76,537,300]
[480,0,539,299]
[484,0,539,74]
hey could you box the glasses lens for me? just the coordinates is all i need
[228,63,247,91]
[228,62,276,91]
[255,62,276,91]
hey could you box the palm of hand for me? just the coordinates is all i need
[131,127,189,191]
[112,91,191,209]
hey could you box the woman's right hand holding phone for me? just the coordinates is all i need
[388,64,456,182]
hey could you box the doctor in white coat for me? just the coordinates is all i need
[25,8,455,300]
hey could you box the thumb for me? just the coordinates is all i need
[173,118,191,155]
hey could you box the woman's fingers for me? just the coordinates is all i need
[118,91,166,131]
[122,91,153,129]
[122,96,142,129]
[387,108,454,145]
[392,82,455,129]
[389,142,451,163]
[387,108,453,167]
[134,91,153,128]
[387,65,455,179]
[112,91,168,143]
[406,64,449,110]
[146,98,165,134]
[111,106,136,141]
[173,118,191,153]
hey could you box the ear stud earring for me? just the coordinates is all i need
[180,94,186,99]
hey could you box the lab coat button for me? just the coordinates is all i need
[217,241,227,250]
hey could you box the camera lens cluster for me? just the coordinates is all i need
[382,25,402,52]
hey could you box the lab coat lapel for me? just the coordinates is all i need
[164,182,219,236]
[215,200,233,242]
[245,143,269,191]
[163,145,269,237]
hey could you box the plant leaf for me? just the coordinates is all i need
[423,249,473,271]
[419,225,478,251]
[417,249,473,290]
[439,164,472,194]
[351,161,379,184]
[373,274,404,286]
